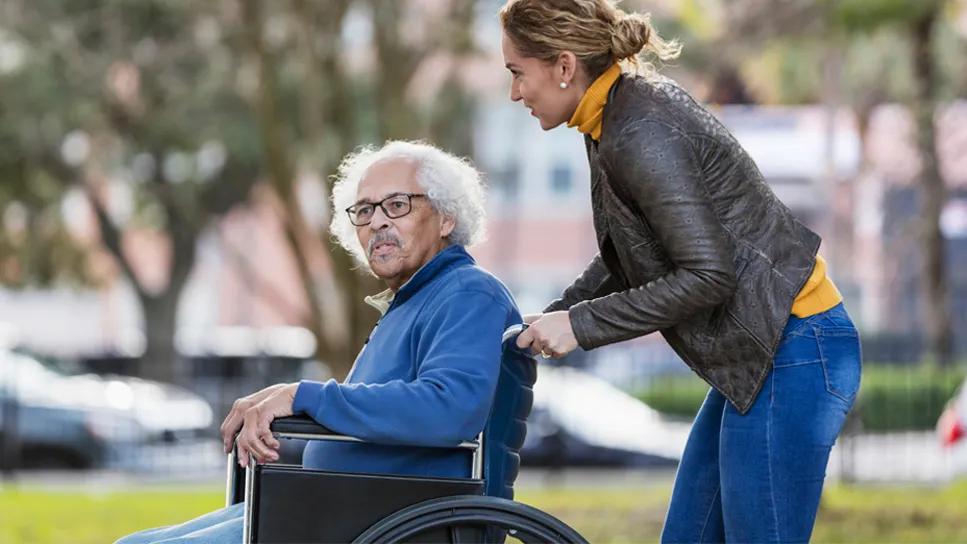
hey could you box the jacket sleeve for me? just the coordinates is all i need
[544,253,623,313]
[568,119,737,349]
[292,290,506,447]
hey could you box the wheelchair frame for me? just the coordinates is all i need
[226,416,587,543]
[224,324,586,543]
[226,419,484,543]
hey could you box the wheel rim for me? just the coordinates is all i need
[352,495,588,544]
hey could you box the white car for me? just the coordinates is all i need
[0,347,213,470]
[522,365,691,466]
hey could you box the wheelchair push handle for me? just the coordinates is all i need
[502,323,528,345]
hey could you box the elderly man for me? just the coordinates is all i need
[115,141,526,544]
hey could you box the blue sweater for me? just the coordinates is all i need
[292,245,521,479]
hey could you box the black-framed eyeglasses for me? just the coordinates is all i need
[345,193,428,226]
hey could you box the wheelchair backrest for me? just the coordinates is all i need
[482,340,537,499]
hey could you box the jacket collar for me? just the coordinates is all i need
[364,244,473,315]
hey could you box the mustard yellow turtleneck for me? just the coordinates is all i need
[567,63,621,141]
[790,255,842,317]
[567,64,843,318]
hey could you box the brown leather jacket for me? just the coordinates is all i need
[546,74,821,413]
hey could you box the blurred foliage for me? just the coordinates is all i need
[0,0,262,284]
[0,0,480,381]
[638,365,966,432]
[0,0,264,382]
[671,0,966,105]
[708,0,963,366]
[831,0,942,33]
[859,365,964,432]
[635,374,710,420]
[5,481,967,543]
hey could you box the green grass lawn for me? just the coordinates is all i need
[3,480,967,543]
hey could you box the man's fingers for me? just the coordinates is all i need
[249,436,274,462]
[221,414,242,453]
[241,409,278,463]
[237,443,249,468]
[238,431,271,464]
[258,413,281,452]
[264,431,280,451]
[258,411,280,461]
[221,398,255,453]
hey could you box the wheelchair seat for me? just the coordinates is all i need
[227,326,586,543]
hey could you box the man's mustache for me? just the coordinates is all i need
[367,231,402,256]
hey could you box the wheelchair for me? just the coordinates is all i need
[226,325,588,543]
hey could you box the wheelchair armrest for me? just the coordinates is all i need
[270,415,335,437]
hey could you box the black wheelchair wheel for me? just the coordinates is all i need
[351,495,588,544]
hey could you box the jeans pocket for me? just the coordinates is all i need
[817,325,862,404]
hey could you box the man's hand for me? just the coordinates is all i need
[220,383,297,457]
[515,311,578,359]
[234,383,298,468]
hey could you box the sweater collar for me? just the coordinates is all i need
[364,244,473,315]
[567,63,622,141]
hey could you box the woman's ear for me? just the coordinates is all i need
[558,51,578,84]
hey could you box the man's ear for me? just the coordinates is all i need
[440,215,456,239]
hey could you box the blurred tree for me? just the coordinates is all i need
[236,0,480,378]
[717,0,963,366]
[829,0,957,367]
[1,0,481,382]
[0,0,261,383]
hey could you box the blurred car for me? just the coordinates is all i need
[0,347,214,470]
[522,365,690,467]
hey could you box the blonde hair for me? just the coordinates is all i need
[499,0,681,80]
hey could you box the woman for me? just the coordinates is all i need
[500,1,861,542]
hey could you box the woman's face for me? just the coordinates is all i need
[501,32,581,131]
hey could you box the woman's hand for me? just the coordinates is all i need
[522,313,541,325]
[516,311,579,359]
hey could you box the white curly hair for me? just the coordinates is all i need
[330,140,487,270]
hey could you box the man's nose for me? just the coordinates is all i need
[369,205,392,230]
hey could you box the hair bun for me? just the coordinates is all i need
[611,13,651,60]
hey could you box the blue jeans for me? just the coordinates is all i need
[661,303,862,544]
[114,502,243,544]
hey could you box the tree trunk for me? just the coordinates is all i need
[139,293,181,384]
[238,0,333,361]
[911,6,952,366]
[84,182,197,383]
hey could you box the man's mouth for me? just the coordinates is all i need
[369,241,399,257]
